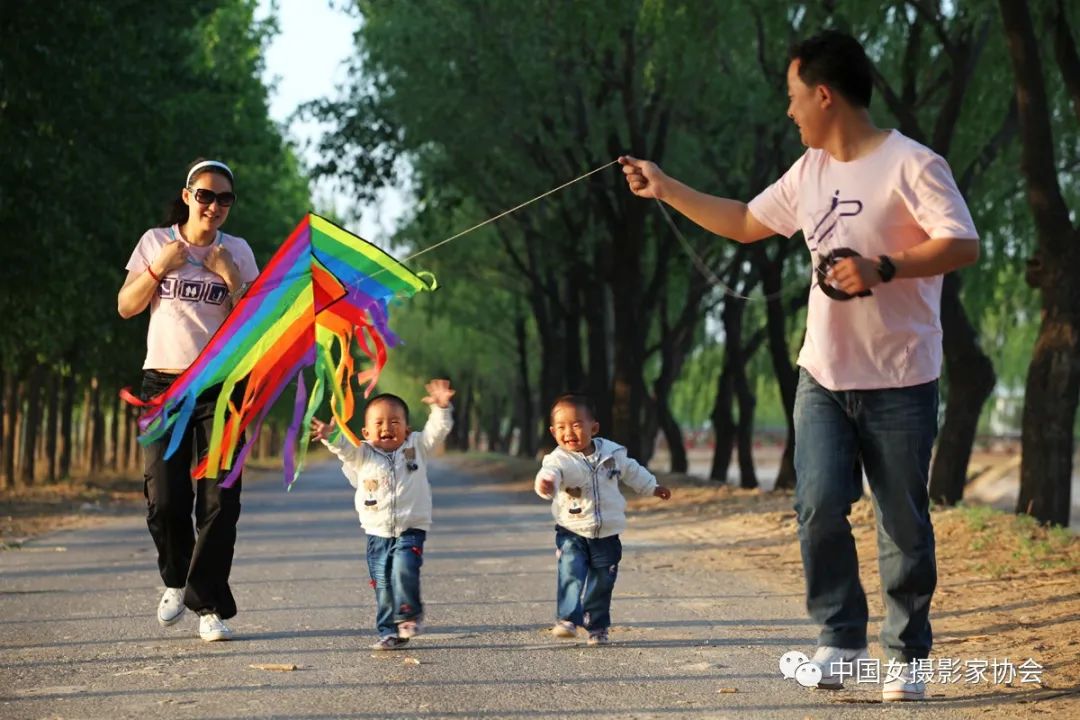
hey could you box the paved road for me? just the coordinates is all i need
[1,460,1017,718]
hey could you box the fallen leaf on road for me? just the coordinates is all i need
[249,663,298,672]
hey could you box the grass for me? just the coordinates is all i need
[951,501,1077,575]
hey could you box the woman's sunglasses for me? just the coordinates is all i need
[188,187,237,207]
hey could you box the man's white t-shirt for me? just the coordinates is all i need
[125,225,259,370]
[748,130,978,391]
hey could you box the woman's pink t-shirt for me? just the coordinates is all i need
[125,225,259,370]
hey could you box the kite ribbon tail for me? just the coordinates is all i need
[163,392,197,461]
[283,371,309,490]
[354,319,388,398]
[119,387,151,407]
[293,349,330,488]
[219,415,262,489]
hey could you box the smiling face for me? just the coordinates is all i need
[786,59,830,149]
[361,398,410,452]
[549,402,599,454]
[183,169,233,235]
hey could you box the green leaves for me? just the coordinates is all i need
[0,0,310,387]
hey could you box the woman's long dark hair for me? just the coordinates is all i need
[158,158,235,228]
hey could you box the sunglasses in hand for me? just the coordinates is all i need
[188,186,237,207]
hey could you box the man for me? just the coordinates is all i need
[619,30,978,702]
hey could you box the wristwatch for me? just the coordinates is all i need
[877,255,897,283]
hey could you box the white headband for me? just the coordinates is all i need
[186,160,234,187]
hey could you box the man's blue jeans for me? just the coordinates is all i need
[555,526,622,631]
[794,368,938,662]
[366,529,425,638]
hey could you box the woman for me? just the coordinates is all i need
[118,159,259,641]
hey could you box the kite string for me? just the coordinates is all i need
[394,159,619,266]
[652,198,795,303]
[373,157,805,304]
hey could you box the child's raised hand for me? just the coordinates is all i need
[653,485,672,500]
[535,469,558,499]
[422,378,455,408]
[310,416,336,441]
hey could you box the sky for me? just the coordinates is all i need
[257,0,405,240]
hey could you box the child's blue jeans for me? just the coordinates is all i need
[366,529,425,638]
[555,525,622,631]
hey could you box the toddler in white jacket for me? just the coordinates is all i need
[534,393,671,645]
[310,379,454,650]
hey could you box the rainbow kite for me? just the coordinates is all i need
[122,213,435,488]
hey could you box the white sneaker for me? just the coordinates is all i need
[883,663,927,701]
[810,645,870,689]
[198,613,233,642]
[157,587,186,627]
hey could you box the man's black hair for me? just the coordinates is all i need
[789,30,873,108]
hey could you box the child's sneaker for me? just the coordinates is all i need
[371,635,409,651]
[551,620,577,638]
[397,620,423,639]
[587,628,610,646]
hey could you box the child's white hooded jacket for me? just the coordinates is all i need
[534,437,658,539]
[322,405,453,538]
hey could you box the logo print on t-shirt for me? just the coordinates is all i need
[178,280,207,302]
[158,277,177,299]
[204,283,229,305]
[807,190,868,302]
[158,279,228,304]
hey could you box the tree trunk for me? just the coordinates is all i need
[446,383,473,451]
[267,424,280,459]
[734,359,759,489]
[757,244,801,490]
[929,272,998,504]
[584,279,612,431]
[80,386,92,472]
[657,398,688,473]
[59,370,75,479]
[609,201,648,460]
[122,403,135,472]
[19,364,45,486]
[1000,0,1079,526]
[2,369,17,489]
[563,273,585,392]
[1017,298,1080,525]
[109,391,120,471]
[89,378,105,474]
[488,397,505,453]
[513,311,536,458]
[709,366,735,483]
[45,369,59,484]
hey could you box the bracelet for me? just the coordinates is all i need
[147,266,161,282]
[230,281,250,301]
